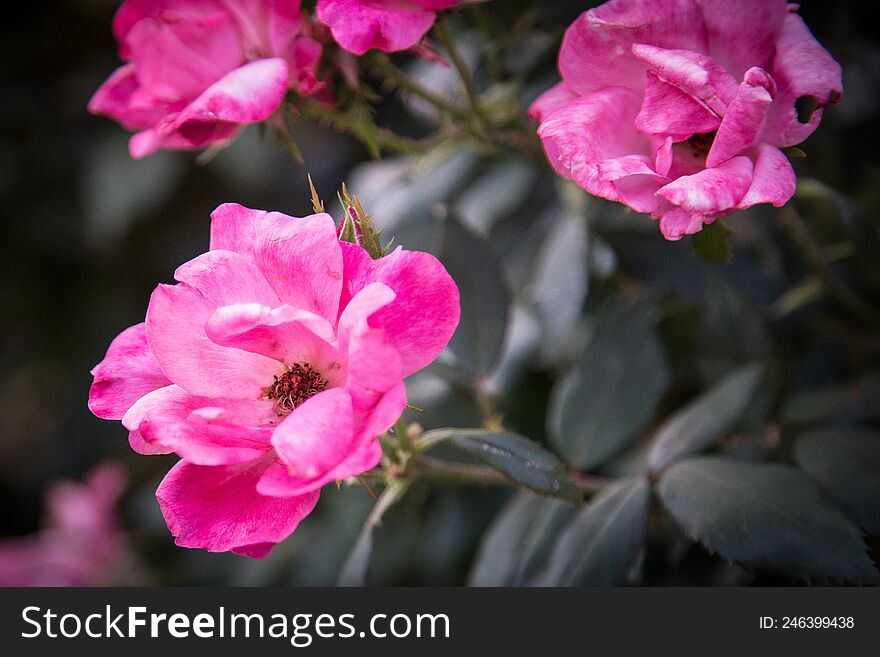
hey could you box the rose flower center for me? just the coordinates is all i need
[686,130,717,156]
[265,363,328,416]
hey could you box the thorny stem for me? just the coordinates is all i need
[369,54,470,122]
[370,53,545,163]
[780,205,880,326]
[361,426,611,497]
[288,98,436,156]
[406,455,611,495]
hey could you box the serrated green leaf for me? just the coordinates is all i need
[535,477,650,586]
[658,456,878,582]
[549,299,670,470]
[445,429,582,502]
[439,214,510,377]
[647,363,763,471]
[794,428,880,534]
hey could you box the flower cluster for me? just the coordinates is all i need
[82,0,846,562]
[529,0,842,240]
[89,204,459,557]
[89,0,465,157]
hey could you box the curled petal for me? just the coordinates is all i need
[164,58,290,136]
[597,154,660,181]
[635,71,721,138]
[658,155,754,214]
[205,303,342,382]
[738,143,796,209]
[706,67,774,167]
[658,207,707,240]
[339,244,460,377]
[630,44,738,111]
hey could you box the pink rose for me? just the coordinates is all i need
[529,0,842,240]
[89,0,325,158]
[0,462,129,586]
[88,204,460,558]
[316,0,462,55]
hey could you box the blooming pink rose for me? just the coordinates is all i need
[316,0,461,55]
[89,204,460,557]
[0,462,129,586]
[89,0,325,158]
[529,0,842,240]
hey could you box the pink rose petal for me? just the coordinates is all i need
[89,323,170,420]
[157,457,320,558]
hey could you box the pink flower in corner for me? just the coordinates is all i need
[89,1,326,158]
[89,204,460,558]
[529,0,842,240]
[316,0,462,55]
[0,462,129,586]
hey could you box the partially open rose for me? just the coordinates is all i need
[530,0,842,240]
[89,0,325,158]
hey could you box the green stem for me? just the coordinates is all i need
[433,16,488,133]
[408,455,610,495]
[288,98,433,156]
[369,54,470,122]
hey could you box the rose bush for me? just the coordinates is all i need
[89,203,459,557]
[89,0,325,158]
[529,0,842,240]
